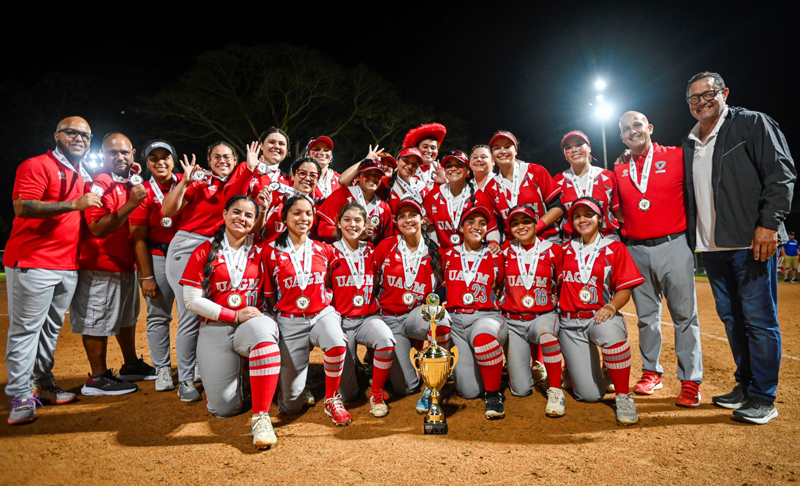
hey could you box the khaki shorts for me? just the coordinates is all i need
[784,255,799,271]
[70,270,139,336]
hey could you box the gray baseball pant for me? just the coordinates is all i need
[449,311,507,399]
[339,314,396,402]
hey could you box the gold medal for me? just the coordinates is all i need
[402,292,416,306]
[579,287,592,303]
[296,295,310,310]
[227,293,242,308]
[522,295,535,308]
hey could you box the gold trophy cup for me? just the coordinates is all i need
[410,294,459,434]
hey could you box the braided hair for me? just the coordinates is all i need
[201,195,260,296]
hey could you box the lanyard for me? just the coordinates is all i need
[628,145,654,195]
[571,236,603,285]
[566,166,601,198]
[149,175,177,205]
[221,234,252,290]
[353,186,378,219]
[283,238,313,290]
[513,239,541,290]
[334,240,366,288]
[395,177,423,203]
[459,245,486,287]
[397,237,427,290]
[442,184,466,230]
[53,149,93,183]
[502,161,526,206]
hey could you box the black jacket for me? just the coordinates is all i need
[682,106,796,250]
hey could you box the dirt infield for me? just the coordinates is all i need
[1,279,799,485]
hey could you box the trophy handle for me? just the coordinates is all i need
[409,348,420,374]
[448,346,459,373]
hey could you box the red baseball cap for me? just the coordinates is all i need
[357,159,384,175]
[567,197,603,220]
[441,151,469,167]
[508,205,539,224]
[560,130,591,149]
[459,205,492,227]
[394,197,424,216]
[306,136,334,152]
[378,152,397,168]
[489,130,518,150]
[397,147,423,164]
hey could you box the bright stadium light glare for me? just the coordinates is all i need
[595,79,606,91]
[596,94,604,102]
[597,103,613,120]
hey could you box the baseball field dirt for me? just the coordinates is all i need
[1,279,799,485]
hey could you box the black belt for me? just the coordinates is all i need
[626,232,684,247]
[148,241,170,254]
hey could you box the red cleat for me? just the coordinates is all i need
[633,371,662,395]
[324,394,352,426]
[676,381,701,408]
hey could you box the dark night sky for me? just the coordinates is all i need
[3,2,799,222]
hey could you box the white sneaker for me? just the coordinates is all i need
[615,393,639,425]
[545,387,565,417]
[251,412,277,449]
[369,390,389,418]
[531,360,548,386]
[304,388,315,406]
[155,367,174,392]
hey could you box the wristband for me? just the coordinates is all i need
[603,303,616,312]
[139,276,155,281]
[535,219,547,234]
[218,307,237,323]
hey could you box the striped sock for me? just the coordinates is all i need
[540,333,563,389]
[428,326,452,349]
[249,342,280,414]
[324,346,347,400]
[602,341,632,395]
[371,347,394,393]
[473,333,503,392]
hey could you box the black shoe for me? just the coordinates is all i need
[732,397,779,425]
[81,370,138,396]
[784,278,790,282]
[712,383,747,409]
[117,356,157,382]
[484,391,505,420]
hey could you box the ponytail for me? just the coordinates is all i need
[422,230,444,286]
[202,224,226,296]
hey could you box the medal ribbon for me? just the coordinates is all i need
[284,237,313,290]
[571,236,604,286]
[149,175,177,205]
[53,149,93,183]
[397,237,427,290]
[459,245,486,287]
[567,166,601,198]
[395,177,423,203]
[513,239,541,290]
[627,145,654,196]
[353,186,378,221]
[222,234,252,290]
[334,240,365,288]
[501,161,526,207]
[442,184,466,231]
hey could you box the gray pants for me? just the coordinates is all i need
[382,306,452,396]
[559,314,628,403]
[277,307,346,414]
[450,311,507,399]
[196,315,279,418]
[628,235,703,383]
[165,230,210,382]
[143,254,175,369]
[339,314,396,401]
[505,311,559,396]
[4,267,77,398]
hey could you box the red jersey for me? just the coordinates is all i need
[316,186,394,244]
[557,238,644,312]
[554,167,620,238]
[179,239,266,312]
[128,175,184,256]
[328,241,379,317]
[614,143,687,240]
[484,161,561,239]
[176,176,230,236]
[5,151,87,270]
[78,171,136,273]
[423,184,498,249]
[442,245,504,312]
[500,239,562,315]
[263,238,334,314]
[317,169,342,200]
[373,236,440,315]
[387,178,430,214]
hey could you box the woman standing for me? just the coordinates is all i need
[129,140,183,391]
[485,130,563,242]
[263,195,352,426]
[260,156,324,242]
[500,205,566,417]
[162,141,249,402]
[306,136,340,200]
[373,198,451,412]
[553,131,621,241]
[328,202,396,417]
[180,195,281,450]
[384,148,430,213]
[423,151,500,250]
[469,144,499,192]
[557,197,644,425]
[442,206,507,419]
[402,123,447,190]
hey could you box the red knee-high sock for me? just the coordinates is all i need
[249,342,281,414]
[324,346,347,400]
[473,333,504,392]
[428,326,452,349]
[371,347,394,392]
[529,342,544,364]
[540,333,563,389]
[602,341,632,395]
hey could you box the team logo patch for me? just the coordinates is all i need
[654,160,667,173]
[90,184,104,196]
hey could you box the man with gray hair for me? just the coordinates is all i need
[683,71,795,425]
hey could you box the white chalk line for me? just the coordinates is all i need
[621,311,800,362]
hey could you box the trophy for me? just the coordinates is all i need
[410,294,459,434]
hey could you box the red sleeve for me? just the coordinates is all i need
[180,241,212,288]
[532,164,561,203]
[128,195,150,226]
[84,177,113,224]
[474,191,499,233]
[373,238,393,274]
[422,190,436,227]
[223,162,256,199]
[606,170,620,210]
[380,201,395,240]
[13,159,49,200]
[609,242,644,291]
[262,245,277,298]
[316,189,342,243]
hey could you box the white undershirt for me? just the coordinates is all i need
[688,106,744,251]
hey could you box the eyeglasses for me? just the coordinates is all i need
[210,154,233,162]
[296,170,319,181]
[57,129,93,141]
[686,88,725,105]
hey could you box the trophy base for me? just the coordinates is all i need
[423,420,448,435]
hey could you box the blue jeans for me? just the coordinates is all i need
[701,250,781,402]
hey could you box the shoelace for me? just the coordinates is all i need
[12,396,43,410]
[371,390,389,402]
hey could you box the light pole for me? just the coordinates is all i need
[594,79,611,169]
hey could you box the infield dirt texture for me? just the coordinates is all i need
[2,279,799,485]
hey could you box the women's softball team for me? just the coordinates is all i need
[10,121,666,450]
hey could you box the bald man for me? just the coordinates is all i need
[69,133,151,397]
[5,117,102,425]
[614,111,703,408]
